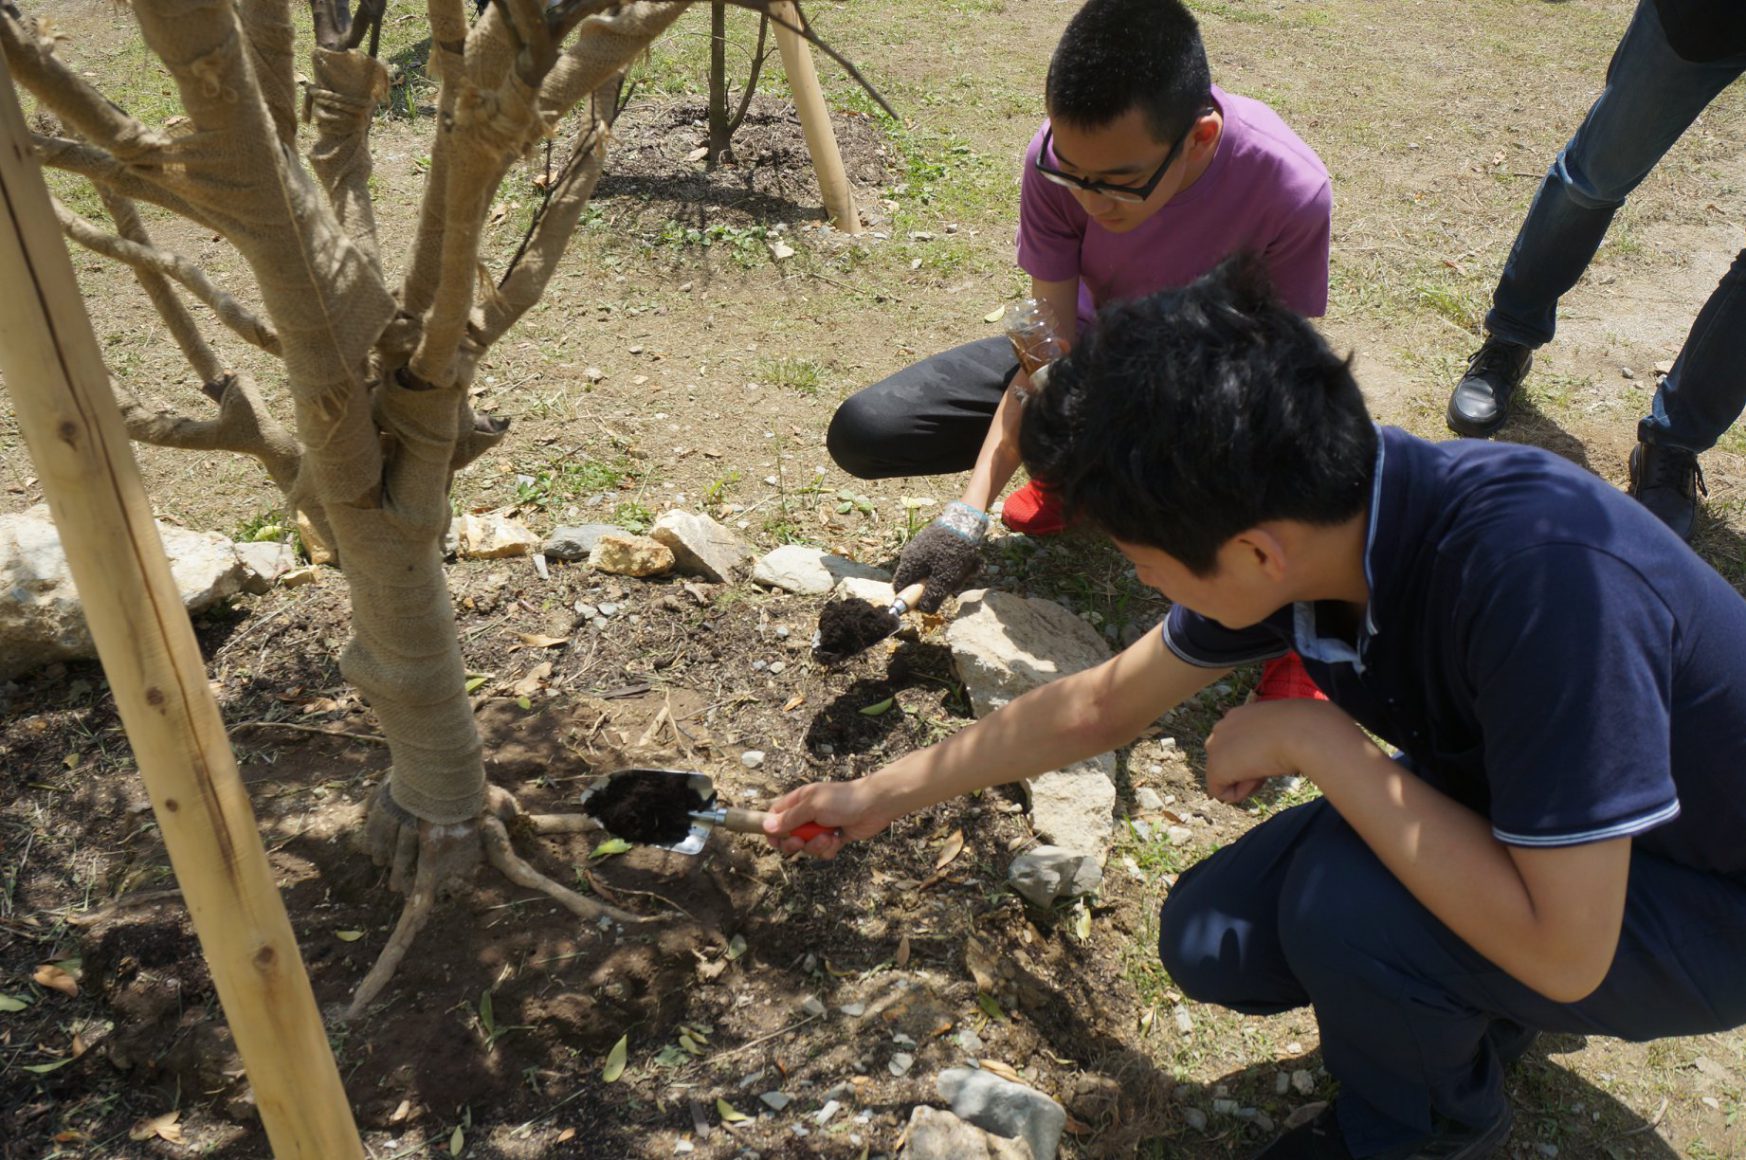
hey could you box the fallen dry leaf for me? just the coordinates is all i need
[895,934,911,968]
[388,1099,411,1124]
[128,1111,182,1143]
[512,662,553,696]
[1064,1115,1094,1135]
[557,1127,576,1143]
[978,1059,1026,1085]
[32,964,77,998]
[782,692,806,712]
[515,633,569,650]
[963,938,999,993]
[933,828,965,871]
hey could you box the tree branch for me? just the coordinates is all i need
[31,134,220,230]
[305,46,390,270]
[0,9,175,163]
[96,188,228,385]
[56,197,283,356]
[116,373,303,495]
[240,0,299,146]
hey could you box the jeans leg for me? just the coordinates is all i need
[1274,809,1746,1157]
[826,336,1015,479]
[1640,247,1746,452]
[1486,0,1746,348]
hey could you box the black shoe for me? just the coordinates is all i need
[1252,1102,1512,1160]
[1446,338,1533,437]
[1630,441,1706,542]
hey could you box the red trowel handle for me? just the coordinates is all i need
[717,808,841,842]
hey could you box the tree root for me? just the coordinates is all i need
[345,782,666,1020]
[480,815,641,926]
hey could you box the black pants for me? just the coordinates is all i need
[827,337,1019,480]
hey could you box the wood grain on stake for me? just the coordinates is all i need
[0,56,364,1160]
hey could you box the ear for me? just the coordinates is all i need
[1229,526,1288,583]
[1191,108,1223,151]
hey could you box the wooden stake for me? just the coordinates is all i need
[771,1,861,233]
[0,59,364,1160]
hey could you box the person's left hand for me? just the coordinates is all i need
[1203,698,1351,804]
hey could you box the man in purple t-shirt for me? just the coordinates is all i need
[826,0,1330,698]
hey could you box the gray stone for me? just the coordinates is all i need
[760,1092,793,1111]
[938,1067,1065,1160]
[832,575,896,605]
[1182,1107,1208,1132]
[903,1107,1034,1160]
[234,540,296,594]
[741,750,766,769]
[752,545,889,595]
[542,523,621,562]
[1006,846,1102,908]
[946,590,1113,716]
[1134,787,1166,813]
[888,1052,914,1077]
[0,507,247,680]
[651,510,754,582]
[946,590,1118,861]
[1026,760,1118,862]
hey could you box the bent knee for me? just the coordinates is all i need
[826,394,895,480]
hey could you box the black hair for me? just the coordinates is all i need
[1019,255,1377,575]
[1046,0,1212,144]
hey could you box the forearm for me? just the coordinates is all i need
[959,385,1024,512]
[867,639,1227,817]
[1294,715,1617,1001]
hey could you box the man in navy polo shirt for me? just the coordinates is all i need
[764,259,1746,1158]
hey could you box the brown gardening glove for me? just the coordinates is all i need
[893,500,987,613]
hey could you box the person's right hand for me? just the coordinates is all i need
[893,500,987,613]
[762,778,899,860]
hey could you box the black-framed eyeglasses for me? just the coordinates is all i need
[1034,112,1207,204]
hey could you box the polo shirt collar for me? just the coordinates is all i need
[1291,427,1426,670]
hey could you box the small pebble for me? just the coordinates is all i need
[892,1033,916,1048]
[1292,1068,1315,1095]
[742,750,766,769]
[597,602,619,617]
[814,1100,842,1125]
[769,661,787,674]
[801,996,826,1017]
[1183,1108,1209,1131]
[760,1092,793,1111]
[839,1002,866,1017]
[1212,1098,1239,1115]
[888,1052,914,1077]
[1621,366,1637,380]
[775,625,791,638]
[574,602,597,619]
[1175,1006,1194,1035]
[675,1141,694,1154]
[1275,1072,1291,1095]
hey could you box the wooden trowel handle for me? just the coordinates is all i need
[890,580,926,616]
[717,807,834,842]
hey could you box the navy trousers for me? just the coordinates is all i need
[826,337,1017,480]
[1159,797,1746,1156]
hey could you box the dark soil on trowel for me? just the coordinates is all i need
[583,769,709,845]
[812,597,900,664]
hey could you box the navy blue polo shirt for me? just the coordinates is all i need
[1163,427,1746,878]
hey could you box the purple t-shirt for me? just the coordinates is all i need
[1016,85,1331,327]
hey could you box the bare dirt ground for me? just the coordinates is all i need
[3,1,1746,1158]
